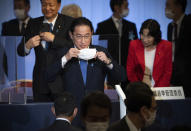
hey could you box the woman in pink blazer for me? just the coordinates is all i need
[126,19,172,87]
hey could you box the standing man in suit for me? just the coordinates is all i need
[1,0,32,36]
[46,17,126,127]
[1,0,32,79]
[165,0,191,97]
[96,0,138,69]
[108,82,157,131]
[17,0,74,102]
[40,92,82,131]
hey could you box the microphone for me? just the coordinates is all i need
[40,23,51,49]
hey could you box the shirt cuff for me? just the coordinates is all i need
[61,56,67,68]
[24,45,30,54]
[107,63,113,70]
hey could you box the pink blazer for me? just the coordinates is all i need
[126,39,172,87]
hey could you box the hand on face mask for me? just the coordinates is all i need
[14,9,26,20]
[85,121,109,131]
[78,48,97,60]
[144,110,157,127]
[165,8,175,19]
[120,8,129,17]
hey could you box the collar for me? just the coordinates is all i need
[43,14,58,29]
[112,15,122,23]
[125,115,141,131]
[56,117,71,124]
[19,16,30,25]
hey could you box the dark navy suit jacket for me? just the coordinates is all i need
[17,14,74,100]
[46,45,126,106]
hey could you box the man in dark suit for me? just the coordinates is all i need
[17,0,74,102]
[40,92,82,131]
[1,0,32,79]
[165,0,191,97]
[1,0,32,36]
[96,0,137,69]
[46,17,126,127]
[107,82,157,131]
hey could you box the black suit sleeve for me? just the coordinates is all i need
[1,22,7,36]
[99,47,127,85]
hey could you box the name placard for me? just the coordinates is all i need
[151,87,185,100]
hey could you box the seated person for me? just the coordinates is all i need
[81,91,112,131]
[108,81,157,131]
[40,92,82,131]
[61,4,82,18]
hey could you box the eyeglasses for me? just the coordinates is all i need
[73,34,92,41]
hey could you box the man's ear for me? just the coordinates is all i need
[140,106,149,119]
[51,106,56,116]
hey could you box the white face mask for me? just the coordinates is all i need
[78,48,96,60]
[144,110,156,127]
[165,8,175,19]
[14,9,26,20]
[120,8,129,17]
[86,121,109,131]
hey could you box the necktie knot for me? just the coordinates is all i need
[116,19,122,36]
[21,22,26,35]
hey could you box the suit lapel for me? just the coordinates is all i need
[15,20,21,35]
[136,40,145,71]
[108,18,119,34]
[168,23,173,41]
[52,14,63,34]
[153,43,161,71]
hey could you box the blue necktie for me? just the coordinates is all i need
[45,23,53,50]
[80,60,88,85]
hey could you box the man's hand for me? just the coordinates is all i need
[65,48,80,61]
[40,32,55,42]
[95,51,111,64]
[25,35,41,50]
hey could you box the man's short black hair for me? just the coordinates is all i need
[174,0,187,13]
[69,17,94,34]
[40,0,61,3]
[124,82,154,113]
[14,0,30,6]
[80,91,112,118]
[54,92,76,117]
[110,0,126,12]
[139,19,161,44]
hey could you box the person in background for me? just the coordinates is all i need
[17,0,74,102]
[40,92,82,131]
[96,0,137,89]
[107,81,157,131]
[126,19,172,87]
[61,4,82,18]
[81,91,112,131]
[45,17,126,127]
[165,0,191,97]
[1,0,32,36]
[96,0,137,68]
[1,0,32,79]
